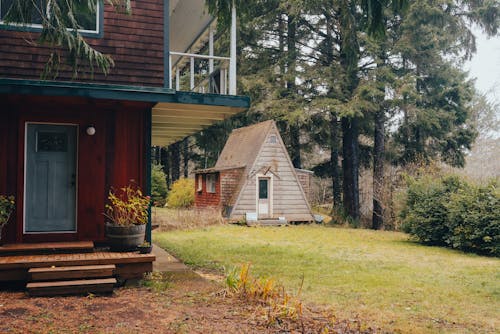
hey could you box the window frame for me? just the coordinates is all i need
[0,0,104,38]
[206,174,217,194]
[196,174,203,192]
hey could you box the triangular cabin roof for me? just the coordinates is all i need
[214,120,275,171]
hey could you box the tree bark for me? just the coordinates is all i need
[330,114,342,208]
[286,13,301,168]
[160,147,170,189]
[290,125,301,168]
[170,142,181,182]
[182,138,189,178]
[372,109,385,229]
[342,117,360,221]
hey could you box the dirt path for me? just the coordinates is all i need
[0,271,376,334]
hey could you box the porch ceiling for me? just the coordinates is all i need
[152,102,244,146]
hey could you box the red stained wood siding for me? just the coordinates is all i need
[220,168,244,207]
[0,95,152,243]
[0,0,164,87]
[194,173,221,208]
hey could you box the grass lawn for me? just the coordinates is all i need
[153,225,499,333]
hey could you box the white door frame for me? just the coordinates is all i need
[23,122,79,234]
[255,173,273,218]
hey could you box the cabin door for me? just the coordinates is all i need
[257,177,271,218]
[24,123,78,234]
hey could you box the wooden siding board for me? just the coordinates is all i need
[0,0,164,87]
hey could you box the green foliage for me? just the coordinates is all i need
[446,181,500,256]
[167,178,195,208]
[151,164,168,207]
[0,195,15,226]
[3,0,131,78]
[401,175,499,256]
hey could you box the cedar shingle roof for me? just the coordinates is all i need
[214,120,275,170]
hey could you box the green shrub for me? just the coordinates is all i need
[151,164,168,207]
[401,175,463,246]
[446,181,499,256]
[167,178,195,208]
[400,175,499,256]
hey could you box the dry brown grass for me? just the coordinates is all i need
[152,207,225,231]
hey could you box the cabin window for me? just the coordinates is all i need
[0,0,102,36]
[206,174,216,193]
[197,174,203,192]
[268,135,277,144]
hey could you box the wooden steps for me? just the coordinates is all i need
[29,264,116,281]
[247,219,289,227]
[27,278,117,297]
[26,264,117,296]
[0,241,94,256]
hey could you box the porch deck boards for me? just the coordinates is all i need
[0,252,155,270]
[0,241,94,255]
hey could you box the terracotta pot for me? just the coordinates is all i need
[105,223,146,252]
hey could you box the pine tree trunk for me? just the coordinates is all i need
[286,13,301,168]
[342,117,360,221]
[290,125,301,168]
[182,138,189,178]
[339,0,360,221]
[171,142,181,182]
[372,109,385,229]
[330,114,342,208]
[160,147,170,188]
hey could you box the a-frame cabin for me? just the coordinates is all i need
[195,120,314,223]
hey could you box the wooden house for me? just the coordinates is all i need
[0,0,249,292]
[195,120,314,223]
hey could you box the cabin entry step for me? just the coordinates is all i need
[26,278,117,297]
[29,264,116,282]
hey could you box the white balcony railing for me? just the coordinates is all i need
[169,52,233,95]
[168,4,237,95]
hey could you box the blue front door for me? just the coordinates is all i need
[25,123,77,233]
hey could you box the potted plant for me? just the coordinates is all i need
[0,195,15,245]
[137,241,153,254]
[104,184,150,251]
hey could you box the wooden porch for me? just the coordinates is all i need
[0,241,155,296]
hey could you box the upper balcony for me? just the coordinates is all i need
[168,0,236,96]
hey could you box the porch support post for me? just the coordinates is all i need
[145,108,152,244]
[209,25,214,74]
[229,1,237,95]
[163,0,170,89]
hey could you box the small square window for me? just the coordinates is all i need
[268,135,277,143]
[206,174,216,193]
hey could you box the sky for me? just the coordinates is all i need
[465,30,500,100]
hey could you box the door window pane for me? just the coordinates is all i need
[259,179,268,199]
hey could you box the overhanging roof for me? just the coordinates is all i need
[152,100,245,146]
[0,79,250,146]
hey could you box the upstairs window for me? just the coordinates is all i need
[206,174,216,193]
[268,134,277,144]
[0,0,101,36]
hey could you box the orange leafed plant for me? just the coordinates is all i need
[104,184,150,226]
